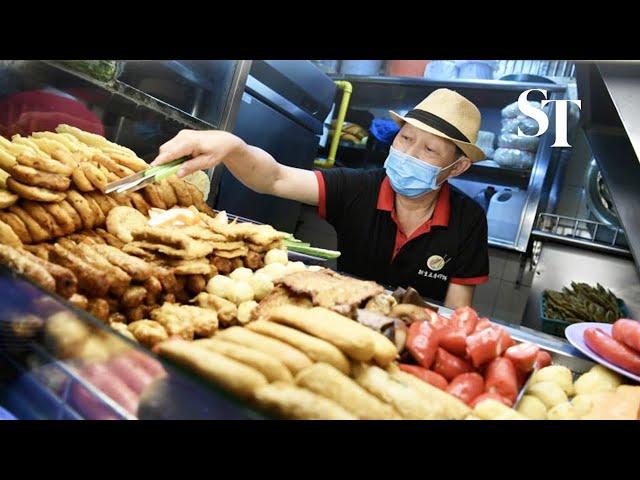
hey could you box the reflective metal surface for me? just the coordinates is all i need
[576,62,640,272]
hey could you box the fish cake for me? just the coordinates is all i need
[43,202,75,235]
[296,363,401,420]
[6,178,66,203]
[158,340,268,400]
[21,201,58,237]
[129,192,151,216]
[253,382,356,420]
[86,192,117,217]
[267,305,376,362]
[196,337,293,383]
[66,190,95,230]
[93,152,135,178]
[59,200,82,231]
[9,205,50,242]
[94,228,125,249]
[81,162,108,192]
[0,212,32,243]
[216,326,312,374]
[50,149,77,168]
[84,194,106,227]
[168,176,193,207]
[108,152,148,172]
[142,184,167,209]
[353,364,448,420]
[16,153,73,176]
[247,320,351,375]
[106,206,148,243]
[0,188,19,209]
[70,165,94,192]
[8,164,71,191]
[0,219,22,247]
[157,179,178,208]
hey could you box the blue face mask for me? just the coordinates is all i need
[383,146,461,198]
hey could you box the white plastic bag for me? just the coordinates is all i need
[501,116,540,136]
[493,148,535,169]
[497,133,540,152]
[501,100,541,119]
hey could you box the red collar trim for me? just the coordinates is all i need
[377,176,450,228]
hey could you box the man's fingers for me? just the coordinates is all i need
[176,154,217,177]
[151,141,194,166]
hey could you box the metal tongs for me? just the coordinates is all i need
[104,156,189,194]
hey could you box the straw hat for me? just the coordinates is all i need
[390,88,485,161]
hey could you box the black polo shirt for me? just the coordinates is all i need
[314,168,489,302]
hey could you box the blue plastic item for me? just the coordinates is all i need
[0,405,16,420]
[370,118,400,144]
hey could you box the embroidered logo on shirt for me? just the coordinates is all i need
[417,269,448,281]
[427,255,448,271]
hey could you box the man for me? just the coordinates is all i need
[152,88,489,308]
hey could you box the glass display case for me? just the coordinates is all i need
[0,60,250,199]
[324,74,568,253]
[0,263,272,420]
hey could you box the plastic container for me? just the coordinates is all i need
[340,60,383,76]
[456,60,497,80]
[386,60,430,77]
[424,61,458,80]
[540,297,630,337]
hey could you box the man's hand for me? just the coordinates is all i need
[151,129,245,178]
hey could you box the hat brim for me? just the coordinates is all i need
[389,110,486,162]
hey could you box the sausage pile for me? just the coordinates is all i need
[399,306,552,408]
[584,319,640,376]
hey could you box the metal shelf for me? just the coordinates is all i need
[329,74,567,93]
[532,212,631,257]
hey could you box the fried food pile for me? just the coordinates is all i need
[0,125,214,247]
[154,302,475,420]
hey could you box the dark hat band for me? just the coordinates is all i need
[404,109,471,143]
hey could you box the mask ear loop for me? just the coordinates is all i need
[435,156,464,187]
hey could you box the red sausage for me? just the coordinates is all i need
[533,350,552,370]
[106,356,154,396]
[584,328,640,375]
[504,342,540,373]
[397,364,448,390]
[439,328,468,357]
[470,392,513,408]
[124,349,167,378]
[474,317,493,332]
[612,319,640,353]
[70,382,120,420]
[425,309,450,330]
[432,348,472,381]
[485,357,519,403]
[80,363,139,415]
[407,321,441,369]
[446,372,485,405]
[466,327,502,368]
[450,306,479,335]
[498,328,516,352]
